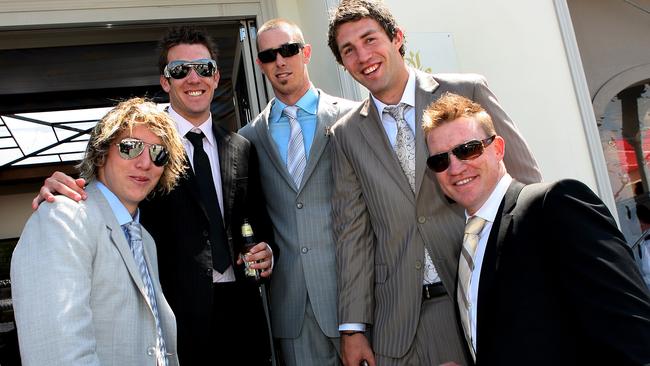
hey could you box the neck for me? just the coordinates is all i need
[373,63,409,105]
[276,81,311,106]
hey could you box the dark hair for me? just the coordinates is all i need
[327,0,405,65]
[157,25,219,75]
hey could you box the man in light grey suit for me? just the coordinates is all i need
[11,98,187,366]
[327,1,543,365]
[239,19,358,366]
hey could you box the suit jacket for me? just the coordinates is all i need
[11,181,178,366]
[239,90,358,338]
[476,179,650,365]
[330,70,542,358]
[140,120,274,364]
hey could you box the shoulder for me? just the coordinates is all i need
[331,99,367,134]
[430,72,488,86]
[318,90,360,114]
[214,123,251,149]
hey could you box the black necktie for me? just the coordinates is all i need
[185,131,231,273]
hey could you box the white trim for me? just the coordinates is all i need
[553,0,618,222]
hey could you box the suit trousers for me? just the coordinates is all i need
[211,281,271,365]
[375,295,468,366]
[278,297,341,366]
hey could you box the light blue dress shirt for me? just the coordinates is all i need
[268,87,319,164]
[96,180,139,230]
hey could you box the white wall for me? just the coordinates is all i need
[388,0,596,187]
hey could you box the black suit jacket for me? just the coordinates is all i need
[139,121,274,364]
[475,179,650,366]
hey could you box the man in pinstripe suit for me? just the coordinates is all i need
[327,1,542,365]
[240,19,358,365]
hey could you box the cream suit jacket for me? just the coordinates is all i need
[11,181,178,366]
[331,70,542,358]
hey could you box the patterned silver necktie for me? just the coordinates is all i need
[125,222,168,366]
[284,105,306,188]
[383,103,416,192]
[384,103,439,285]
[458,215,487,361]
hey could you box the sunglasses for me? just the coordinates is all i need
[257,43,304,63]
[115,138,169,167]
[163,59,217,79]
[426,135,496,173]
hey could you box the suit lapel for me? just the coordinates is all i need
[89,182,154,311]
[253,100,297,190]
[214,122,235,226]
[357,99,415,201]
[476,180,525,355]
[300,91,338,192]
[413,71,441,197]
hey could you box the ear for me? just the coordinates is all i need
[493,135,506,161]
[212,69,220,90]
[302,43,312,64]
[393,26,405,49]
[255,58,262,67]
[160,75,171,93]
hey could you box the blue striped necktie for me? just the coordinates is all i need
[284,105,306,188]
[125,221,168,366]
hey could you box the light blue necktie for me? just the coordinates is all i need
[284,105,306,188]
[125,222,168,366]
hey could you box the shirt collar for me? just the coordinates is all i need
[95,181,140,226]
[371,68,416,116]
[169,105,216,148]
[270,86,319,123]
[468,173,513,223]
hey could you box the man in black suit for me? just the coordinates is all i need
[422,92,650,366]
[32,26,275,365]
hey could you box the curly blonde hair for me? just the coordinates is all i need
[77,97,186,194]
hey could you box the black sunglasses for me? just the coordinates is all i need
[115,138,169,167]
[257,43,304,63]
[426,135,496,173]
[164,59,217,79]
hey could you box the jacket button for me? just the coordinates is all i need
[206,240,211,247]
[415,260,422,270]
[147,346,156,356]
[203,230,209,237]
[296,202,303,209]
[206,268,213,277]
[301,247,308,254]
[418,216,426,224]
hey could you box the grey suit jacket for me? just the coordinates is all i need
[11,181,178,366]
[330,70,542,358]
[240,90,358,338]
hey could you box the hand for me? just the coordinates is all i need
[341,333,375,366]
[236,242,273,277]
[32,171,86,210]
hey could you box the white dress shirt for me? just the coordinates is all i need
[466,173,512,351]
[168,106,235,282]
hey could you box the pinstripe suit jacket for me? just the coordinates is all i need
[11,181,178,366]
[240,90,358,338]
[330,70,542,358]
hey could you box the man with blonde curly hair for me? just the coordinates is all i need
[12,98,186,366]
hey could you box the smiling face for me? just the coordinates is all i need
[97,124,165,215]
[160,43,219,126]
[256,25,312,106]
[335,17,408,105]
[426,117,506,215]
